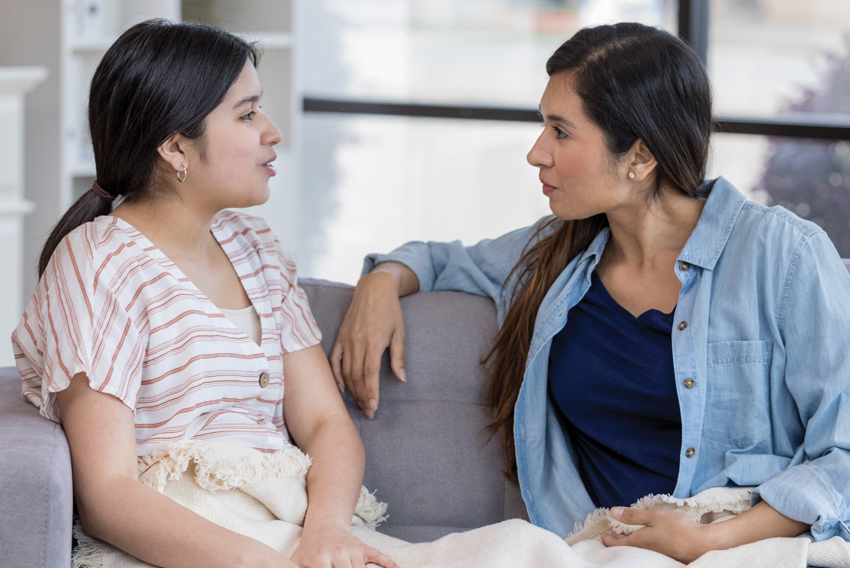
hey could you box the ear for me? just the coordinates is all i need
[627,139,658,182]
[156,133,190,174]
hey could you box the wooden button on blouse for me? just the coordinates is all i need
[684,378,695,389]
[678,321,688,331]
[259,372,270,388]
[678,261,690,272]
[686,447,696,458]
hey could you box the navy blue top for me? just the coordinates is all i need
[548,271,681,509]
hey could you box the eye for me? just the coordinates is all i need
[553,127,567,139]
[241,110,256,121]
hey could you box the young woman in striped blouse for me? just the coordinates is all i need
[12,20,397,568]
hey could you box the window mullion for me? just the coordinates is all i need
[678,0,710,66]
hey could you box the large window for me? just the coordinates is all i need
[299,0,850,282]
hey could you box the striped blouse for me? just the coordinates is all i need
[12,210,322,456]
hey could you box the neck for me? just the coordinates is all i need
[602,188,705,271]
[111,194,220,262]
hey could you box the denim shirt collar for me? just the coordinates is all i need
[678,177,748,270]
[577,225,611,267]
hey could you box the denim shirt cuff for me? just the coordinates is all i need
[362,243,436,292]
[753,464,848,541]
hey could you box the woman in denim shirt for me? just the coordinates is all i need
[332,23,850,562]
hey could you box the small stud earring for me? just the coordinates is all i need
[628,172,635,179]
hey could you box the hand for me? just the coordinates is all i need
[290,525,400,568]
[330,270,407,419]
[601,507,718,563]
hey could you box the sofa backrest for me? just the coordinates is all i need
[300,278,528,543]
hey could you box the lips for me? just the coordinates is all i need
[262,154,277,176]
[540,177,557,196]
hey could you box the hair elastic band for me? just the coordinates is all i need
[91,180,116,202]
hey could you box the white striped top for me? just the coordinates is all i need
[12,210,322,456]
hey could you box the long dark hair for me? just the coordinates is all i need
[485,23,713,479]
[38,20,259,277]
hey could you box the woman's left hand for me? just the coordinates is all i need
[290,525,400,568]
[601,507,718,564]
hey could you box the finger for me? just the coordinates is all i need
[330,340,345,391]
[600,530,627,547]
[341,337,355,395]
[389,329,406,383]
[348,341,371,415]
[364,547,400,568]
[351,552,366,568]
[362,347,382,418]
[611,507,652,527]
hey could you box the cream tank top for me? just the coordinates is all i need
[220,305,262,346]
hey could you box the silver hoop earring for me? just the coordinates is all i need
[176,165,187,183]
[628,172,635,179]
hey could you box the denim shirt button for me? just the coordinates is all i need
[678,321,688,331]
[684,378,695,388]
[678,261,690,272]
[686,447,696,458]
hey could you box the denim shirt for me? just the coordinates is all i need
[363,178,850,541]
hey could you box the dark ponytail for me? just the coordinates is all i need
[485,23,713,479]
[38,20,259,277]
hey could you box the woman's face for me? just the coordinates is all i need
[182,60,282,211]
[527,72,636,221]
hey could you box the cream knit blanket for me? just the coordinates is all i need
[72,441,850,568]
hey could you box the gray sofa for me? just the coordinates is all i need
[0,279,528,568]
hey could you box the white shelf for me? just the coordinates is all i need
[70,39,114,53]
[238,32,293,49]
[0,67,50,94]
[70,163,97,177]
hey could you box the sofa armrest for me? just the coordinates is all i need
[0,366,73,568]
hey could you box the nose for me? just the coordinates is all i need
[527,128,552,168]
[262,113,283,146]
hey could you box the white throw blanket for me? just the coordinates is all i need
[72,441,850,568]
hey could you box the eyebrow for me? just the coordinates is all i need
[538,105,577,129]
[546,113,577,129]
[233,91,263,110]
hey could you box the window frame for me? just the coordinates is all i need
[303,0,850,141]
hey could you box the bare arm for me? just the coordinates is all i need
[330,262,419,418]
[283,344,399,568]
[602,500,810,563]
[58,373,292,568]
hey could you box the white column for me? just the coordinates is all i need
[0,67,48,367]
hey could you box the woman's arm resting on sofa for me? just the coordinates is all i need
[601,501,810,563]
[58,373,296,568]
[330,262,419,418]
